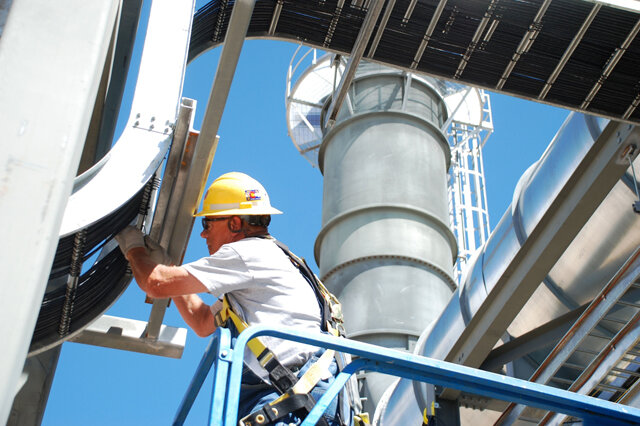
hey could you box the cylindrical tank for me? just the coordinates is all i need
[315,62,457,409]
[377,113,640,424]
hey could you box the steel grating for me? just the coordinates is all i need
[189,0,640,124]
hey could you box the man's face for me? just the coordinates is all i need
[200,216,233,255]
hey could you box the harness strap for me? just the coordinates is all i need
[239,393,317,425]
[216,295,334,424]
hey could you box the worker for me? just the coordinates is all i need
[115,172,348,425]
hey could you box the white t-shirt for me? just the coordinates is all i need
[182,237,322,381]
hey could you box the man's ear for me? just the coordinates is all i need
[228,216,243,233]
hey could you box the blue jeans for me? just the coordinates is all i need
[236,351,345,425]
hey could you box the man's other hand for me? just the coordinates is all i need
[115,226,145,256]
[144,236,172,265]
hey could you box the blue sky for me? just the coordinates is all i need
[42,1,568,425]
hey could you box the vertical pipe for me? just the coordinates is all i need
[315,62,457,409]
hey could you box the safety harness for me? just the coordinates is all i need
[214,235,351,425]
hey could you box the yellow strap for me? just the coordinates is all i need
[291,348,335,394]
[218,296,269,360]
[219,295,337,401]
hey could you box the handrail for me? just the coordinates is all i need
[175,324,640,425]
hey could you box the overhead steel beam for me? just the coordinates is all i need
[410,0,448,69]
[439,119,640,400]
[496,0,552,90]
[323,0,345,48]
[323,0,386,128]
[539,4,601,100]
[624,91,640,120]
[146,0,257,332]
[268,0,283,35]
[0,0,120,423]
[367,0,396,58]
[582,18,640,109]
[402,0,418,24]
[454,0,498,79]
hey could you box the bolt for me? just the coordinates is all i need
[221,350,228,357]
[150,124,155,130]
[150,116,156,122]
[136,113,141,118]
[134,121,139,126]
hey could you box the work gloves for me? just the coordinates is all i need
[144,235,172,265]
[115,226,172,265]
[115,226,145,255]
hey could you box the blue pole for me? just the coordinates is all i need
[173,328,231,426]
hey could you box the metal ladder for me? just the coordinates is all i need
[497,247,640,425]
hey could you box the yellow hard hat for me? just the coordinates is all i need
[194,172,283,217]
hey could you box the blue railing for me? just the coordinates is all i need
[174,325,640,425]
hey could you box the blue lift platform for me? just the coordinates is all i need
[173,325,640,425]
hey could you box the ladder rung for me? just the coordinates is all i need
[574,348,600,356]
[596,382,628,393]
[601,316,631,326]
[627,349,640,357]
[621,357,640,365]
[586,332,611,340]
[615,300,640,309]
[611,367,640,377]
[563,362,587,370]
[550,377,574,385]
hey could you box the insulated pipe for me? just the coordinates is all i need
[315,62,457,410]
[377,113,640,424]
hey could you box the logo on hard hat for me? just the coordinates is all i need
[245,190,261,201]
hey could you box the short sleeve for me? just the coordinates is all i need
[182,245,254,297]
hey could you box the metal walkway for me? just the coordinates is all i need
[497,247,640,425]
[173,325,640,425]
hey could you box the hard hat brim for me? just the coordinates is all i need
[193,206,283,217]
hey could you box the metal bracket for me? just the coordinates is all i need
[132,112,175,134]
[70,315,187,359]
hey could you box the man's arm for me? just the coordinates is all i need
[171,296,221,337]
[125,247,208,298]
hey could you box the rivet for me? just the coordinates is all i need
[136,113,141,118]
[150,124,155,129]
[150,116,156,122]
[256,414,265,423]
[134,121,139,126]
[221,350,228,357]
[271,407,278,416]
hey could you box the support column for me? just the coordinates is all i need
[315,62,457,409]
[0,1,119,422]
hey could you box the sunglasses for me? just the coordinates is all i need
[201,216,230,230]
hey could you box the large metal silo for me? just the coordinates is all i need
[313,62,457,408]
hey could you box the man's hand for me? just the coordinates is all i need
[114,226,145,256]
[144,236,172,265]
